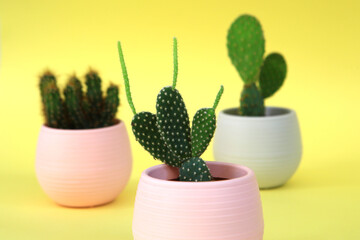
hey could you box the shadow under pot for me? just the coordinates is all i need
[132,161,264,240]
[213,107,302,189]
[35,120,132,207]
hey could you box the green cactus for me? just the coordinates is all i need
[117,38,224,182]
[39,70,120,129]
[227,14,287,116]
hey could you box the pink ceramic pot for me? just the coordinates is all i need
[35,121,132,208]
[133,161,264,240]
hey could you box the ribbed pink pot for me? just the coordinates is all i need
[133,161,264,240]
[35,121,132,208]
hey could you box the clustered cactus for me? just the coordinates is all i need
[118,38,224,182]
[227,14,287,116]
[39,70,120,129]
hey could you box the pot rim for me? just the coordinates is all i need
[40,119,123,134]
[219,106,295,120]
[141,161,255,189]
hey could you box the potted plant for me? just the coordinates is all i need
[213,14,302,189]
[35,70,132,207]
[118,38,264,240]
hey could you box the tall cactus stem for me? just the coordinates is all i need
[212,85,224,110]
[117,41,136,115]
[172,37,178,89]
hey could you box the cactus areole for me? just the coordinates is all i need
[39,70,120,129]
[227,14,287,116]
[117,38,224,182]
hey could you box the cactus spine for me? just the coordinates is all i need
[227,14,287,116]
[118,38,224,182]
[39,71,120,129]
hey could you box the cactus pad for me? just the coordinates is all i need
[191,108,216,157]
[179,157,212,182]
[227,14,265,84]
[239,83,264,116]
[156,86,192,159]
[132,111,182,167]
[259,53,287,99]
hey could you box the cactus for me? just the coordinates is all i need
[39,70,120,129]
[227,14,287,116]
[118,38,223,182]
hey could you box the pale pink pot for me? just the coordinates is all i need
[35,121,132,208]
[133,161,264,240]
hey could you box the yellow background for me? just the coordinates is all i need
[1,0,360,239]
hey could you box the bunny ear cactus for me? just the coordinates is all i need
[39,70,120,129]
[227,14,287,116]
[117,38,224,182]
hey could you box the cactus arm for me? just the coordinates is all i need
[156,86,192,159]
[212,85,224,110]
[69,75,84,100]
[179,157,212,182]
[39,71,57,104]
[259,53,287,99]
[64,84,88,129]
[101,84,120,127]
[132,111,182,167]
[172,37,178,89]
[239,83,264,116]
[117,41,136,115]
[85,70,103,127]
[227,14,265,84]
[43,84,67,128]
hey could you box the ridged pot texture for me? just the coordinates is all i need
[133,162,264,240]
[213,107,302,189]
[35,121,132,207]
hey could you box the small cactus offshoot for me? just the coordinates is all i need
[39,70,120,129]
[227,14,287,116]
[118,38,224,182]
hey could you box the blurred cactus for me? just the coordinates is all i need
[118,38,224,182]
[227,14,287,116]
[39,70,120,129]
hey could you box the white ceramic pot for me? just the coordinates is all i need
[213,107,302,189]
[36,121,132,207]
[133,162,264,240]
